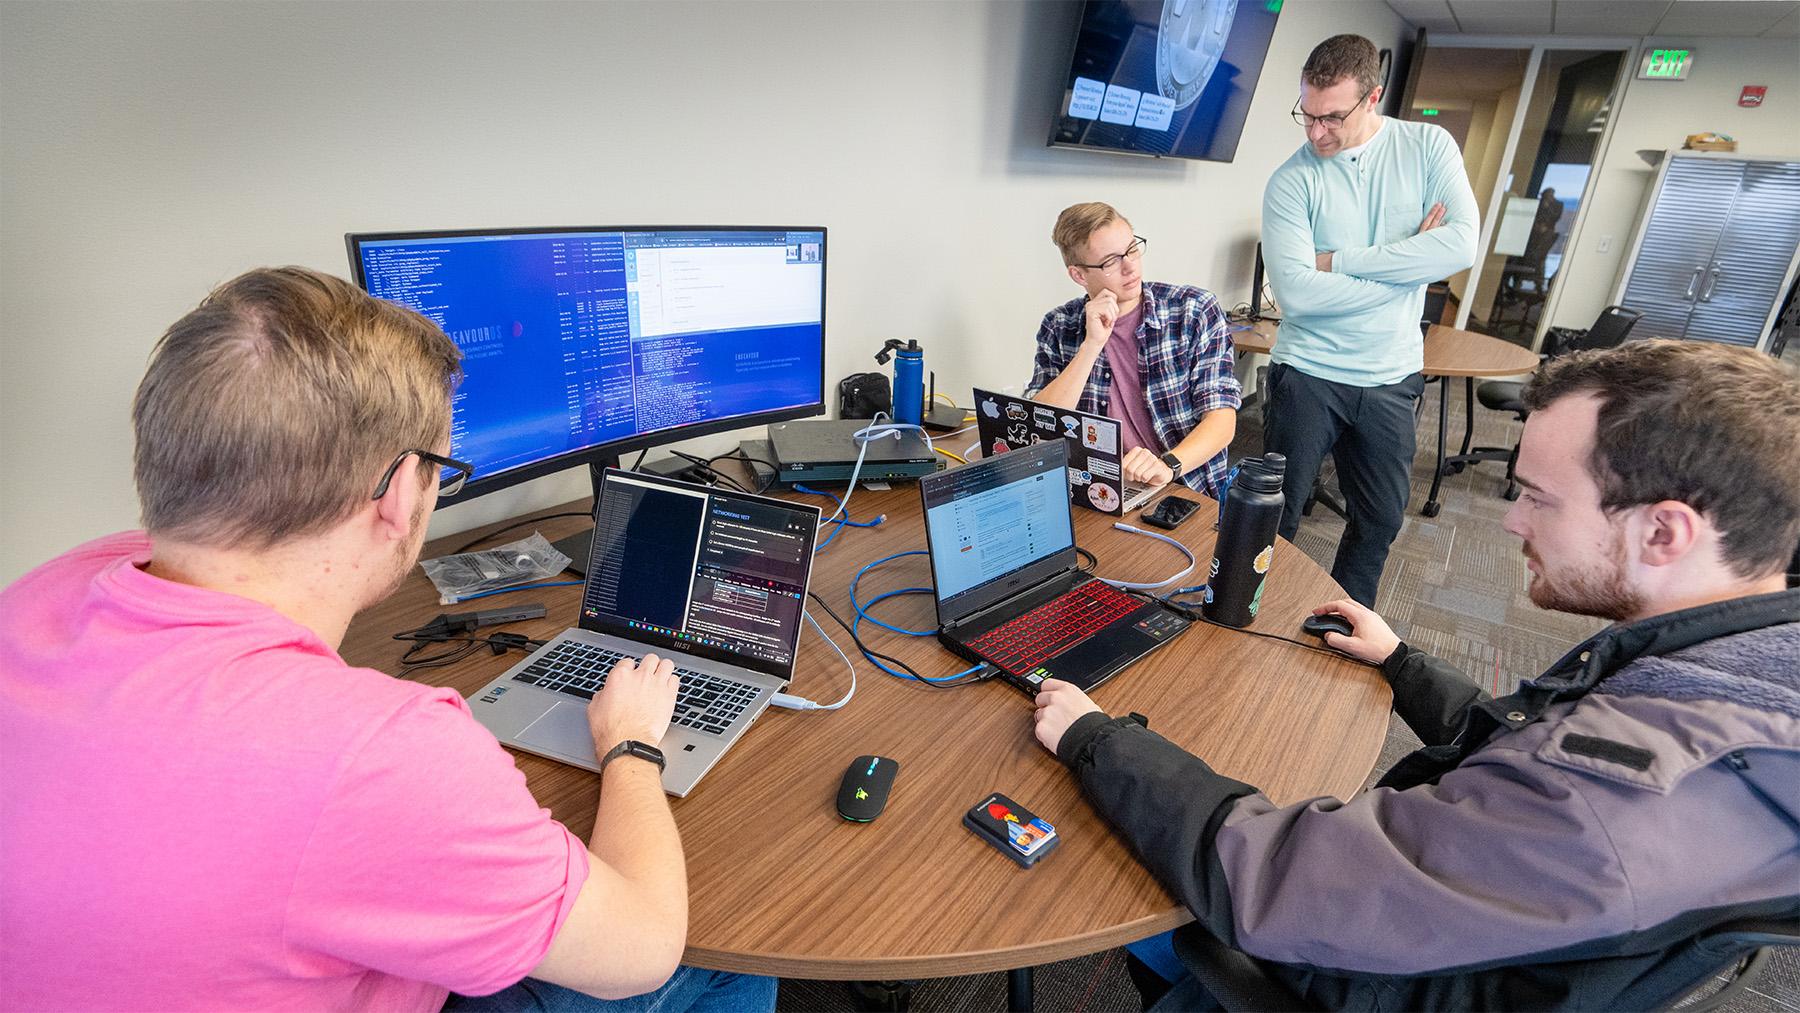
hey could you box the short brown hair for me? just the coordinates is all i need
[1523,339,1800,579]
[133,267,461,548]
[1302,34,1382,95]
[1052,202,1132,266]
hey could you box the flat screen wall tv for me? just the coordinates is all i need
[1049,0,1282,162]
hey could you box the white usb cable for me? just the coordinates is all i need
[769,609,856,711]
[1097,521,1198,590]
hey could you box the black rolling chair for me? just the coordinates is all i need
[1451,304,1642,500]
[1149,912,1797,1012]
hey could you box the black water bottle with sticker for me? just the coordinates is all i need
[1203,453,1286,628]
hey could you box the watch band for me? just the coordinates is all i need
[599,739,666,776]
[1158,450,1184,476]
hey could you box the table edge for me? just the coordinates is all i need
[681,908,1193,979]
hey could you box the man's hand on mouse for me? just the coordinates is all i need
[1311,599,1401,664]
[587,652,679,759]
[1033,679,1103,755]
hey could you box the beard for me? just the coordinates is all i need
[1523,525,1644,621]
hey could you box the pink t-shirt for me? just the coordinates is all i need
[0,532,590,1011]
[1102,303,1162,456]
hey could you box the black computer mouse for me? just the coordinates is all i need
[836,755,898,822]
[1302,613,1355,638]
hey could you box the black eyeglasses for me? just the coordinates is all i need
[1072,236,1147,273]
[371,449,474,500]
[1291,88,1373,130]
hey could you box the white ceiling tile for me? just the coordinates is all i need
[1652,0,1800,36]
[1448,0,1556,33]
[1552,0,1674,34]
[1386,0,1461,31]
[1758,5,1800,34]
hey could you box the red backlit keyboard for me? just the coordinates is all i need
[967,580,1142,674]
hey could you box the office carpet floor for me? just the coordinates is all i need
[776,380,1797,1012]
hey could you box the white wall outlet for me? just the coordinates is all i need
[1597,235,1614,254]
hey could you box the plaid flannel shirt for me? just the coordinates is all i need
[1025,281,1242,496]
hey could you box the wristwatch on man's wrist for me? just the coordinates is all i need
[1158,451,1184,478]
[599,739,666,776]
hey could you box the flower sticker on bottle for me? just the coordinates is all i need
[1253,544,1274,575]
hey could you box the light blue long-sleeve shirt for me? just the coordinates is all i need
[1260,118,1479,386]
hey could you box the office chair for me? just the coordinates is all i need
[1146,911,1797,1012]
[1489,232,1557,337]
[1452,305,1642,500]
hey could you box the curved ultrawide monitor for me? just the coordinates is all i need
[347,225,827,505]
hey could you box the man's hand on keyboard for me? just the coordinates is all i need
[1032,679,1103,756]
[587,652,679,758]
[1121,447,1174,487]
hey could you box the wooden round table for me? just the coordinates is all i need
[1232,320,1540,515]
[341,480,1393,992]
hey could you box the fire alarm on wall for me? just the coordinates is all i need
[1740,86,1767,108]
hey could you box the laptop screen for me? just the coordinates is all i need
[580,471,820,679]
[920,440,1077,624]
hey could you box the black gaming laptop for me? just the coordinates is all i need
[919,440,1191,694]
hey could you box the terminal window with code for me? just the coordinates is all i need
[581,475,811,666]
[355,229,825,483]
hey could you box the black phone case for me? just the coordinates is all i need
[1142,495,1203,530]
[963,793,1061,868]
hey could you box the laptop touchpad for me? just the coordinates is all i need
[516,701,595,756]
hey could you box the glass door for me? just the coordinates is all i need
[1398,37,1633,347]
[1463,49,1626,346]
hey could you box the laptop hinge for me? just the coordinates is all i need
[944,566,1084,633]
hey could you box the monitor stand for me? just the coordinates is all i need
[549,459,616,579]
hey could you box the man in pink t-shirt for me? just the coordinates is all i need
[0,268,773,1012]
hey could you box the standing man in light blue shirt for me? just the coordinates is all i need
[1260,34,1478,606]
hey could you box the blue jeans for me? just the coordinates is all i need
[1126,931,1185,984]
[1129,932,1224,1011]
[444,965,776,1013]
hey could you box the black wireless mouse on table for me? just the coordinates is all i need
[836,755,898,822]
[1302,613,1355,638]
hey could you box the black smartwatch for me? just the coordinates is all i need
[1158,450,1184,477]
[599,739,666,776]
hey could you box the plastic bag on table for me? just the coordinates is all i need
[419,532,570,604]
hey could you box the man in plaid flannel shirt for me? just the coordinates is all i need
[1027,203,1240,497]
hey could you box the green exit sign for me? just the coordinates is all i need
[1421,108,1440,116]
[1638,48,1693,80]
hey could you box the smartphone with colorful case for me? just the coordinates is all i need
[963,792,1060,868]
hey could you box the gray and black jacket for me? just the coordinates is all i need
[1057,589,1800,1009]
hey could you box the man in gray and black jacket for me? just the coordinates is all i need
[1033,339,1800,1010]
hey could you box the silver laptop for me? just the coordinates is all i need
[468,468,821,796]
[971,388,1159,515]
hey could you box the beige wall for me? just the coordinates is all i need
[1552,36,1800,330]
[0,0,1408,584]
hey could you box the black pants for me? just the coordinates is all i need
[1263,364,1424,607]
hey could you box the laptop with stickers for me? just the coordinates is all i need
[971,388,1158,515]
